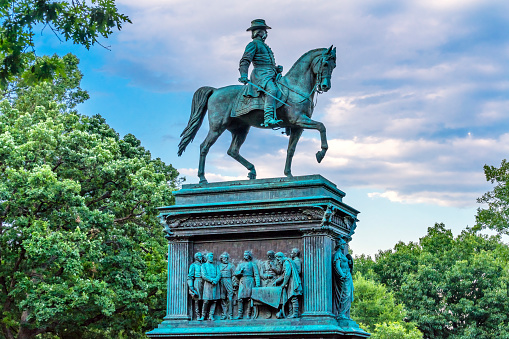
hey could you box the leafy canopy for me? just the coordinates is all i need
[355,223,509,339]
[351,272,422,339]
[0,0,130,89]
[0,55,178,339]
[475,159,509,235]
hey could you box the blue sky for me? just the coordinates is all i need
[40,0,509,255]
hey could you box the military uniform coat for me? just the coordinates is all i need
[239,37,277,97]
[281,258,303,300]
[201,262,220,301]
[187,262,203,300]
[235,261,261,299]
[219,262,235,299]
[292,257,302,275]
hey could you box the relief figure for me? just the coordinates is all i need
[234,250,261,319]
[187,252,204,320]
[218,252,236,320]
[333,238,354,319]
[260,250,281,287]
[199,252,221,321]
[275,252,302,318]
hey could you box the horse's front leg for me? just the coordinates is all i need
[294,115,328,163]
[284,127,303,177]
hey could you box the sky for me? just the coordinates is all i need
[39,0,509,256]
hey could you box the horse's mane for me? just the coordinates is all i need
[287,48,326,74]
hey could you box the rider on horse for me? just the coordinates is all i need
[239,19,284,128]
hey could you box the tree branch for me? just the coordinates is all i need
[86,191,111,207]
[9,247,25,289]
[51,157,63,171]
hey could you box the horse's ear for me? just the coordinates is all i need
[332,47,337,58]
[326,45,333,54]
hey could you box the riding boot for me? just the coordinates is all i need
[228,298,233,319]
[261,93,281,127]
[261,108,281,127]
[245,301,252,319]
[287,297,299,318]
[220,300,228,320]
[208,302,217,321]
[234,300,244,320]
[198,301,209,321]
[194,302,201,320]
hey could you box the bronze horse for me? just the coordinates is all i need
[178,46,337,184]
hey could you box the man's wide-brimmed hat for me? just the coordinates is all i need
[246,19,271,31]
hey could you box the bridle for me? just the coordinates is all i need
[278,50,335,107]
[314,51,334,94]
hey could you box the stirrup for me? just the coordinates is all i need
[261,119,283,128]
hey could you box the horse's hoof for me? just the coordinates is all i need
[285,172,293,178]
[248,172,256,180]
[316,151,325,163]
[199,178,208,184]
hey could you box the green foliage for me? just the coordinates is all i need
[351,272,422,338]
[475,159,509,235]
[357,223,509,338]
[371,322,422,339]
[6,53,90,108]
[0,0,130,89]
[0,58,178,338]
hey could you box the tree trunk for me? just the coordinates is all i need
[17,310,47,339]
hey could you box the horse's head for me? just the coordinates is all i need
[312,46,337,93]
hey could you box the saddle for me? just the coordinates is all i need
[231,78,289,118]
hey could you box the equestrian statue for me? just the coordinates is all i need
[178,19,337,184]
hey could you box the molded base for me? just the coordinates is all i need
[147,317,370,338]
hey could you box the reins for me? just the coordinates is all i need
[277,52,331,109]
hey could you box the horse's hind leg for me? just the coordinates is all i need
[227,126,256,180]
[284,127,303,178]
[198,127,225,184]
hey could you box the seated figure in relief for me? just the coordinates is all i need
[260,250,281,287]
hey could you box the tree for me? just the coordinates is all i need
[0,0,130,89]
[356,223,509,338]
[401,226,509,339]
[475,159,509,235]
[355,240,421,302]
[351,272,422,339]
[0,56,179,338]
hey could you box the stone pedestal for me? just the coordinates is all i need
[147,175,369,338]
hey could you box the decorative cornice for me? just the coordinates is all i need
[161,206,355,238]
[159,196,359,219]
[172,210,312,229]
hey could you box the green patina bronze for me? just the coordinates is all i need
[147,175,370,338]
[177,19,337,184]
[149,21,370,339]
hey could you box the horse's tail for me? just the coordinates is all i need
[178,86,215,156]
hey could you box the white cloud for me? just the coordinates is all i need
[107,1,509,210]
[367,190,469,206]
